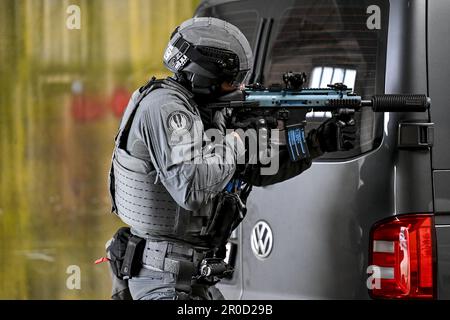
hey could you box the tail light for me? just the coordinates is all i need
[368,214,436,299]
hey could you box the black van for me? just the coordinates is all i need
[195,0,450,299]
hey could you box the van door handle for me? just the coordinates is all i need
[397,122,434,149]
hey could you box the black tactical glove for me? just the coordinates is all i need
[232,114,278,131]
[211,108,232,134]
[317,115,357,152]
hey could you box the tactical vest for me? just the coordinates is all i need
[108,78,212,243]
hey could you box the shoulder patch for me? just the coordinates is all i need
[166,110,193,135]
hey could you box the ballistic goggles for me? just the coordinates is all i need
[171,33,250,86]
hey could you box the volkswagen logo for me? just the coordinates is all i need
[250,220,273,259]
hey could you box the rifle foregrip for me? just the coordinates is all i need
[370,94,430,112]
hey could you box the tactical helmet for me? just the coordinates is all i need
[163,17,253,95]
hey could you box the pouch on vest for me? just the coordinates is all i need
[204,191,248,248]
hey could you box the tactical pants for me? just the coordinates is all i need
[128,268,224,300]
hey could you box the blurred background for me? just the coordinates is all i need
[0,0,199,299]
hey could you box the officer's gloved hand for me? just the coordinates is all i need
[317,115,357,152]
[211,108,232,135]
[232,115,278,131]
[210,109,247,165]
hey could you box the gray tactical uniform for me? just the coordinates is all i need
[108,76,323,300]
[110,77,244,299]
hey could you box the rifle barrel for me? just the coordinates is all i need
[367,94,430,112]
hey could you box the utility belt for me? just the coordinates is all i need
[106,227,233,295]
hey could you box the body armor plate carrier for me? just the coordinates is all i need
[109,78,205,239]
[109,77,251,249]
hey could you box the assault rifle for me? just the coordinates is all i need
[207,72,431,161]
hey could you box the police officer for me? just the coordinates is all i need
[106,17,356,300]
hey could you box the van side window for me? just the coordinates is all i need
[265,0,389,160]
